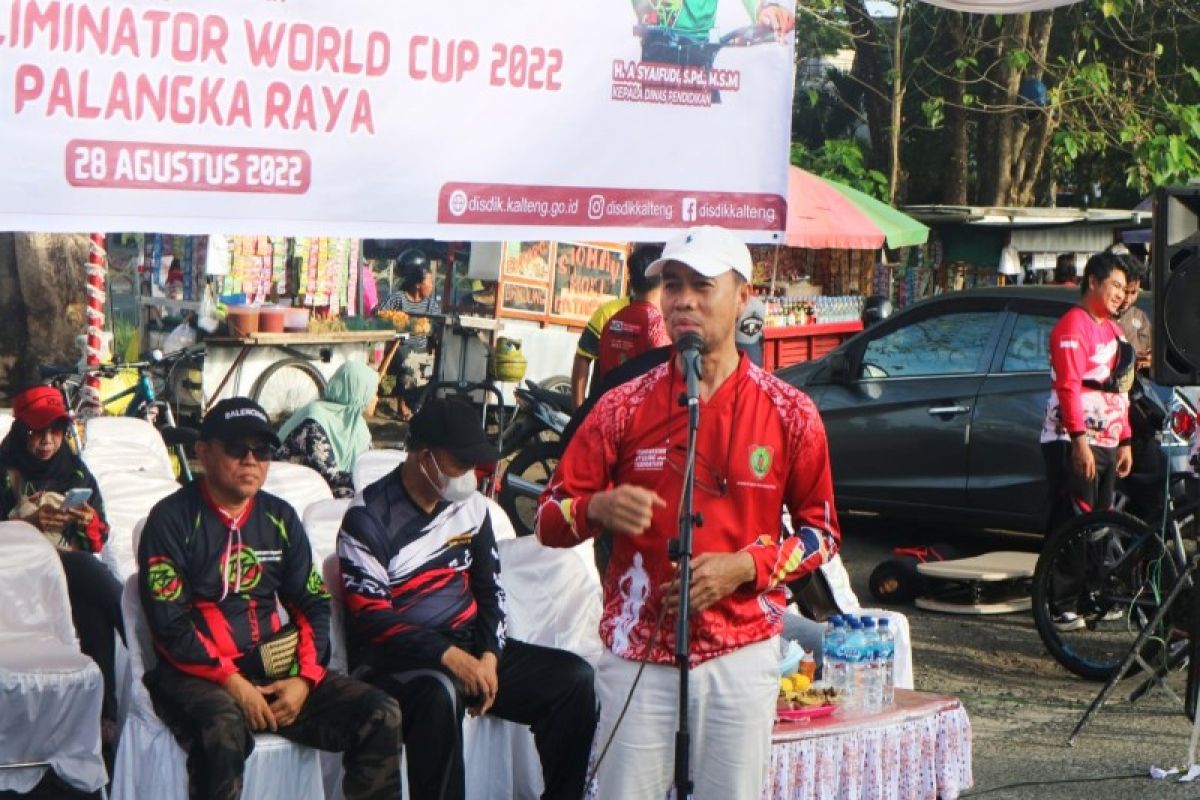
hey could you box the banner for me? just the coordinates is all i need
[0,0,794,241]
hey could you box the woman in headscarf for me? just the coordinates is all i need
[275,360,381,497]
[0,385,124,737]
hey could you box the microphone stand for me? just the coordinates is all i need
[671,353,702,800]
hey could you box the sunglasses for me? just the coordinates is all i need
[664,444,728,497]
[219,440,274,462]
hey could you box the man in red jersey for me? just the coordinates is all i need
[537,225,840,800]
[595,244,670,387]
[1040,251,1134,631]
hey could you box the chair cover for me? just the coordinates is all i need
[303,499,353,566]
[97,473,181,582]
[498,536,603,666]
[351,449,406,493]
[82,416,175,481]
[262,462,335,520]
[0,522,107,793]
[487,499,517,542]
[111,575,325,800]
[0,412,13,442]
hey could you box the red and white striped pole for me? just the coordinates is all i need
[79,232,107,418]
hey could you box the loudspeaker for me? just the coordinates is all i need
[1152,187,1200,386]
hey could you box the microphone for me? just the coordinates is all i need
[675,332,704,406]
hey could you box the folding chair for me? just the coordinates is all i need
[302,498,353,566]
[351,449,406,493]
[82,417,175,482]
[0,522,107,795]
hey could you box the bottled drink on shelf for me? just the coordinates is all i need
[823,615,847,695]
[841,617,864,710]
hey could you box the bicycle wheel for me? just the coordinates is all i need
[1032,510,1181,682]
[250,357,326,422]
[499,441,562,537]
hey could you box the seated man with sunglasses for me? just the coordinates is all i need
[137,398,402,800]
[538,226,841,800]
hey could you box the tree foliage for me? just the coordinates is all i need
[793,0,1200,206]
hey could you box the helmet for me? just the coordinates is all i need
[397,248,431,291]
[861,295,893,327]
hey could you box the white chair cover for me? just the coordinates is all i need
[97,473,181,582]
[303,498,353,566]
[112,574,325,800]
[0,522,107,793]
[0,411,13,442]
[262,461,334,520]
[487,499,517,542]
[82,416,175,481]
[352,449,406,493]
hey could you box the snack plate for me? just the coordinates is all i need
[776,703,836,722]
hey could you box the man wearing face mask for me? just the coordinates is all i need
[337,397,597,800]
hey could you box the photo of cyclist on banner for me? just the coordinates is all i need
[632,0,795,69]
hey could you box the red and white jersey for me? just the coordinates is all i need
[1041,306,1131,449]
[537,355,840,667]
[596,300,670,378]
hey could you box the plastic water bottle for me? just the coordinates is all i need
[878,618,896,706]
[861,617,882,712]
[822,616,846,692]
[841,617,864,709]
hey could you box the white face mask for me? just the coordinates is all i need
[422,451,477,503]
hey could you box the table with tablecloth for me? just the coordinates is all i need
[766,689,972,800]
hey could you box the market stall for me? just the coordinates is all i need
[749,167,932,370]
[107,232,401,420]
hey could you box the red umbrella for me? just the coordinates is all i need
[784,167,929,250]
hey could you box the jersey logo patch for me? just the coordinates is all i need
[749,445,774,479]
[446,529,477,549]
[634,447,667,471]
[147,556,183,602]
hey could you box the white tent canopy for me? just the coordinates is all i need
[916,0,1082,11]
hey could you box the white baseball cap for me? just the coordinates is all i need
[646,226,753,282]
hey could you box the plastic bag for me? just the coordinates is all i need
[197,286,220,333]
[163,322,197,352]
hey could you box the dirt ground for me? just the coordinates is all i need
[837,514,1199,799]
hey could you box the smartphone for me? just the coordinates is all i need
[61,487,92,511]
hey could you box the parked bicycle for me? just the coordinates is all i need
[1032,380,1200,681]
[40,344,206,482]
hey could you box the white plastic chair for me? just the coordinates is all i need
[0,522,107,794]
[262,462,334,520]
[111,575,325,800]
[303,498,354,566]
[82,416,175,482]
[351,449,406,493]
[487,499,517,542]
[97,474,181,582]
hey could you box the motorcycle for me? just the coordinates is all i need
[498,380,573,536]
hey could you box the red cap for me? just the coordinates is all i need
[13,386,70,430]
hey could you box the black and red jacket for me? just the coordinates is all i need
[137,480,331,685]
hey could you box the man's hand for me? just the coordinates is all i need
[586,485,667,535]
[1116,444,1134,479]
[442,646,498,715]
[261,677,312,729]
[223,672,278,732]
[471,652,500,718]
[661,552,757,614]
[757,5,795,39]
[1070,436,1096,482]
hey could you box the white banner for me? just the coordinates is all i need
[0,0,794,241]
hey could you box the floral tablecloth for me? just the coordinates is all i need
[766,689,973,800]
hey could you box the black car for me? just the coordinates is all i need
[777,286,1152,535]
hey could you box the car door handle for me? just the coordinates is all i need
[928,405,970,416]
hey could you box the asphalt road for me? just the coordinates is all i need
[837,513,1198,800]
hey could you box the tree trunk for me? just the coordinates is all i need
[4,233,92,391]
[979,14,1032,206]
[844,0,892,176]
[940,12,970,205]
[1009,11,1055,204]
